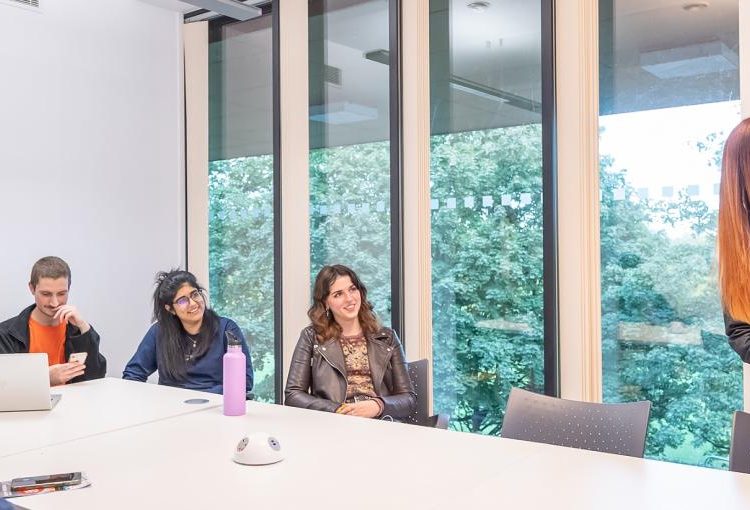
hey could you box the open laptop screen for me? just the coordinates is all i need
[0,353,57,412]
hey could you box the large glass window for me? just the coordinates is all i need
[429,0,546,434]
[208,15,276,401]
[599,0,741,467]
[308,0,394,324]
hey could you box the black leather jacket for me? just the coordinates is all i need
[285,325,416,418]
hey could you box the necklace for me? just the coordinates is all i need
[184,335,198,362]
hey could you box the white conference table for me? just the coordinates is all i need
[0,378,221,458]
[2,379,750,509]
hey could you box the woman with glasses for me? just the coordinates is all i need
[285,264,415,419]
[123,269,253,394]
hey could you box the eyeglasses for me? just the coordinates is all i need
[173,289,203,309]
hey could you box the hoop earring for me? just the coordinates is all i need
[326,308,332,319]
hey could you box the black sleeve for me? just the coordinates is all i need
[68,326,107,382]
[725,313,750,363]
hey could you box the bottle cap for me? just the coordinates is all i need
[225,330,242,347]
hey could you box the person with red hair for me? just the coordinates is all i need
[719,118,750,361]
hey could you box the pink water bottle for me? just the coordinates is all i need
[223,330,246,416]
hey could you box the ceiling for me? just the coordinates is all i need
[137,0,268,18]
[600,0,738,114]
[207,0,740,160]
[137,0,197,13]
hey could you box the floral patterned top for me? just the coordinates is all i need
[339,333,377,401]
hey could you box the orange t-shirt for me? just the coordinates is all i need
[28,317,67,366]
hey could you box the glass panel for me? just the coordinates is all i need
[599,0,741,467]
[430,0,544,434]
[208,16,276,401]
[308,0,392,324]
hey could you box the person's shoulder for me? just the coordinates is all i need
[216,316,249,343]
[302,324,319,337]
[142,321,160,339]
[217,315,241,331]
[373,326,397,342]
[0,315,15,332]
[0,305,34,334]
[724,312,748,326]
[298,325,317,342]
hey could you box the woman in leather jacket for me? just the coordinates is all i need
[285,264,416,419]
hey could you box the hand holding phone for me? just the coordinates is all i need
[68,352,88,365]
[49,362,86,386]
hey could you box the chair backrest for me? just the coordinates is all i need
[729,410,750,474]
[501,387,651,458]
[407,359,430,425]
[405,359,450,429]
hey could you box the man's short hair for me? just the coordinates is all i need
[30,256,71,288]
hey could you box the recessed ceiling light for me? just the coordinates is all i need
[683,2,709,12]
[467,1,490,12]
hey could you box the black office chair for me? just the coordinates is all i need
[406,359,450,429]
[501,387,651,458]
[729,410,750,474]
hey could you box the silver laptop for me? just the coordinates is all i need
[0,353,61,411]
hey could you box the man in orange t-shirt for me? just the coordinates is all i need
[0,256,106,385]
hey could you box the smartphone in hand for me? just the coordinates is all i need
[68,352,88,364]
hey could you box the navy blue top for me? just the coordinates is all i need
[122,316,253,394]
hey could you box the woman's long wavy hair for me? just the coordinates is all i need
[308,265,381,341]
[718,118,750,322]
[153,270,218,381]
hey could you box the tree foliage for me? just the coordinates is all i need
[309,144,392,322]
[600,164,741,461]
[209,156,275,400]
[430,125,544,435]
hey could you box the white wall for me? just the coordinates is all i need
[0,0,185,378]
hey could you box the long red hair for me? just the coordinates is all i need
[718,118,750,322]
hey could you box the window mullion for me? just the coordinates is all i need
[555,0,602,403]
